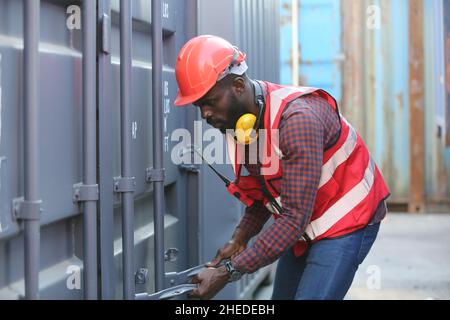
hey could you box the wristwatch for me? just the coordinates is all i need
[225,260,242,282]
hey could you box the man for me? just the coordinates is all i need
[174,35,390,300]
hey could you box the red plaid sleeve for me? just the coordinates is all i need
[235,201,272,240]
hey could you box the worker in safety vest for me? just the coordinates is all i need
[174,35,390,300]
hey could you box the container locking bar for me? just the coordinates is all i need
[134,260,229,300]
[151,0,166,292]
[23,0,41,300]
[135,284,198,300]
[165,264,206,287]
[135,264,204,300]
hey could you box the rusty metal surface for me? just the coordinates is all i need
[339,0,449,211]
[341,0,411,203]
[408,0,425,212]
[340,0,365,129]
[446,0,450,147]
[423,0,450,212]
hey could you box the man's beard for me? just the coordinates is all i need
[219,94,247,134]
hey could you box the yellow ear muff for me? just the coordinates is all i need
[235,113,258,145]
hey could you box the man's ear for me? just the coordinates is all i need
[232,76,246,96]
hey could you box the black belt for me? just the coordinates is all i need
[302,233,312,245]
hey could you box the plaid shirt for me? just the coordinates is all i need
[232,88,386,274]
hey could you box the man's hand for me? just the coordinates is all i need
[188,266,230,300]
[206,240,246,267]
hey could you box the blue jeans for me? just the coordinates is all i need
[271,222,380,300]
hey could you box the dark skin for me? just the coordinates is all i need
[188,75,260,300]
[189,234,252,300]
[193,75,259,133]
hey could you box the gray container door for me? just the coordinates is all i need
[97,0,200,299]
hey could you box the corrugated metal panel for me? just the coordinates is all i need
[446,0,450,147]
[297,0,342,103]
[0,0,199,300]
[234,0,280,83]
[341,0,411,202]
[424,0,450,207]
[385,0,410,202]
[282,0,449,210]
[280,0,294,85]
[356,0,411,203]
[340,0,450,210]
[0,0,87,299]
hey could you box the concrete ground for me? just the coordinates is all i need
[253,213,450,300]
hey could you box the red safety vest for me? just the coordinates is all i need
[226,82,390,256]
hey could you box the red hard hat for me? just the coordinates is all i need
[174,35,246,106]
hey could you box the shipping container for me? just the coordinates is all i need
[0,0,280,300]
[281,0,450,213]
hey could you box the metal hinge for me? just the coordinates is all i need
[12,197,43,221]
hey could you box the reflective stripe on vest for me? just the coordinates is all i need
[319,119,357,188]
[269,86,318,128]
[305,157,376,240]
